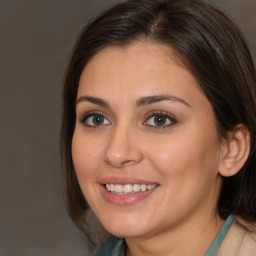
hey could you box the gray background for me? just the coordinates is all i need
[0,0,255,255]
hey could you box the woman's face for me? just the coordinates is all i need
[72,42,224,238]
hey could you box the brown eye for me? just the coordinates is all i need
[80,113,111,127]
[144,113,176,128]
[154,115,168,126]
[92,115,105,125]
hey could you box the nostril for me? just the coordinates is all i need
[103,130,143,167]
[121,159,137,166]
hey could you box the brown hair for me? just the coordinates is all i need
[61,0,256,241]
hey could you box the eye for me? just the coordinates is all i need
[144,112,176,128]
[79,112,111,127]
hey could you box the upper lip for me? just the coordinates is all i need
[99,176,159,185]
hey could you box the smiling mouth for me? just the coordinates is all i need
[105,184,158,194]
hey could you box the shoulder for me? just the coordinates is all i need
[235,217,256,254]
[217,216,256,256]
[94,235,126,256]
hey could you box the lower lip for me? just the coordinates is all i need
[100,185,157,205]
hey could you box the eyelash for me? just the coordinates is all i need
[79,111,111,128]
[79,111,177,129]
[143,111,177,129]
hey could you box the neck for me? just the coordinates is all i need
[125,212,225,256]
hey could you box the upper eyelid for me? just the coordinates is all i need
[78,110,177,126]
[144,110,176,120]
[78,110,175,118]
[79,110,110,119]
[143,111,177,127]
[78,111,110,123]
[79,111,111,127]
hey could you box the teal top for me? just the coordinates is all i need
[94,214,235,256]
[204,214,235,256]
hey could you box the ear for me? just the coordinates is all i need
[218,124,251,177]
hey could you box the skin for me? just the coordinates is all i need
[72,42,227,256]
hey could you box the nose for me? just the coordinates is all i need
[104,124,143,168]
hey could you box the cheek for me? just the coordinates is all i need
[142,132,221,217]
[144,129,220,182]
[71,129,106,209]
[71,129,101,180]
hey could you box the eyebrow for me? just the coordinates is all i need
[76,96,109,108]
[136,95,191,108]
[76,94,191,108]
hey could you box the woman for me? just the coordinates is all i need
[61,0,256,255]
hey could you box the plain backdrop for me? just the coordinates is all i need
[0,0,255,255]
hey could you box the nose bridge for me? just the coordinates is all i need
[104,122,142,167]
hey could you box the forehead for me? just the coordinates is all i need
[77,42,207,108]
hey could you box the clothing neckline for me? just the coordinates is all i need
[204,214,235,256]
[94,214,235,256]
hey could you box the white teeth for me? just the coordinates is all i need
[105,183,157,194]
[115,185,123,193]
[133,184,140,192]
[123,184,133,193]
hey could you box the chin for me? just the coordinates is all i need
[99,214,152,238]
[105,226,149,239]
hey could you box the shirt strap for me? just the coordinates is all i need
[204,214,235,256]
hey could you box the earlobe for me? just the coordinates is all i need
[218,124,251,177]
